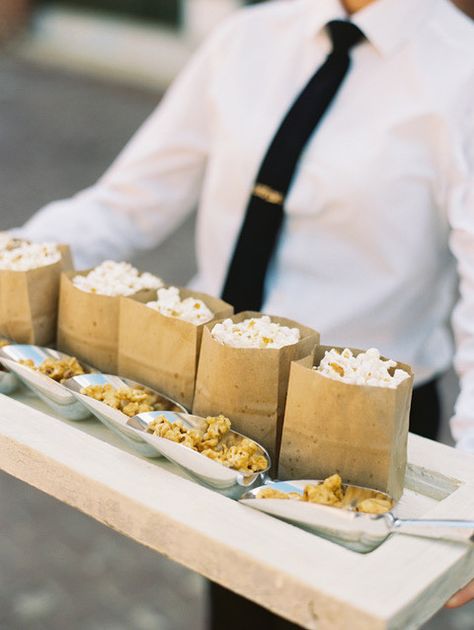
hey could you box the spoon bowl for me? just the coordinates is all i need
[240,480,474,552]
[0,344,93,419]
[63,374,187,456]
[127,411,271,498]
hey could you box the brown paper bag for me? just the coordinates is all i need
[192,312,319,464]
[57,270,156,373]
[118,290,234,410]
[278,346,414,500]
[0,245,72,346]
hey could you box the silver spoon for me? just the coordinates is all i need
[127,411,272,498]
[240,481,474,552]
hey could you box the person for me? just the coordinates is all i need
[13,0,474,625]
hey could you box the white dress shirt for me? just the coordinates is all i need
[18,0,474,450]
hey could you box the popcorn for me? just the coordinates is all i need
[316,347,409,388]
[0,241,61,271]
[81,383,182,416]
[20,356,85,383]
[211,315,300,349]
[258,474,393,514]
[0,233,13,250]
[147,414,268,475]
[73,260,163,297]
[146,286,213,325]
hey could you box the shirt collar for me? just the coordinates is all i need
[302,0,435,57]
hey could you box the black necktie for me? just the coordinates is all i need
[221,20,365,312]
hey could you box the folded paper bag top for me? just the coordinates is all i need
[0,244,72,346]
[278,346,414,501]
[57,269,157,374]
[192,311,320,465]
[118,288,234,410]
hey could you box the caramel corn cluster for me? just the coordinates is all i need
[258,474,393,515]
[81,383,181,417]
[147,414,268,475]
[21,357,85,383]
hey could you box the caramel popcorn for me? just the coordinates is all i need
[81,383,181,417]
[257,488,304,501]
[147,414,268,475]
[356,498,393,514]
[20,356,85,382]
[304,474,344,507]
[258,474,393,514]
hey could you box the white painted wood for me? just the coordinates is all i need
[0,388,473,630]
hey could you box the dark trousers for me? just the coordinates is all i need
[209,379,441,630]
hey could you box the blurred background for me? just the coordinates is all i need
[0,1,473,628]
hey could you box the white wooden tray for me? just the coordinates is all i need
[0,387,473,630]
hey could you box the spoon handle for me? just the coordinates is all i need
[391,518,474,544]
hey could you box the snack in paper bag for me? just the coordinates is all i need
[211,315,300,349]
[118,289,233,409]
[316,347,410,388]
[279,347,414,500]
[0,240,61,271]
[72,260,163,296]
[193,311,320,466]
[58,263,161,374]
[146,286,213,325]
[0,238,71,346]
[147,414,268,475]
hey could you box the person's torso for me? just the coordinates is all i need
[191,0,474,380]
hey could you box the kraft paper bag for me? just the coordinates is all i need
[57,270,156,373]
[0,245,72,346]
[278,346,414,500]
[118,290,234,410]
[192,311,320,464]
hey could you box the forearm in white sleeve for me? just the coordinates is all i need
[16,16,234,269]
[448,107,474,454]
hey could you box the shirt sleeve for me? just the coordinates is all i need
[447,99,474,453]
[14,17,233,269]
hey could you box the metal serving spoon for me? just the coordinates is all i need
[127,411,271,499]
[240,480,474,552]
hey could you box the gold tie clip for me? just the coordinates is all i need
[252,183,284,206]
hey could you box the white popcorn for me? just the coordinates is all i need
[316,347,410,389]
[146,286,214,325]
[73,260,163,297]
[0,233,13,251]
[211,315,300,349]
[0,241,61,271]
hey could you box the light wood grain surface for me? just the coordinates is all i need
[0,387,473,630]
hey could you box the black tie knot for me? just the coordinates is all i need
[327,20,364,53]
